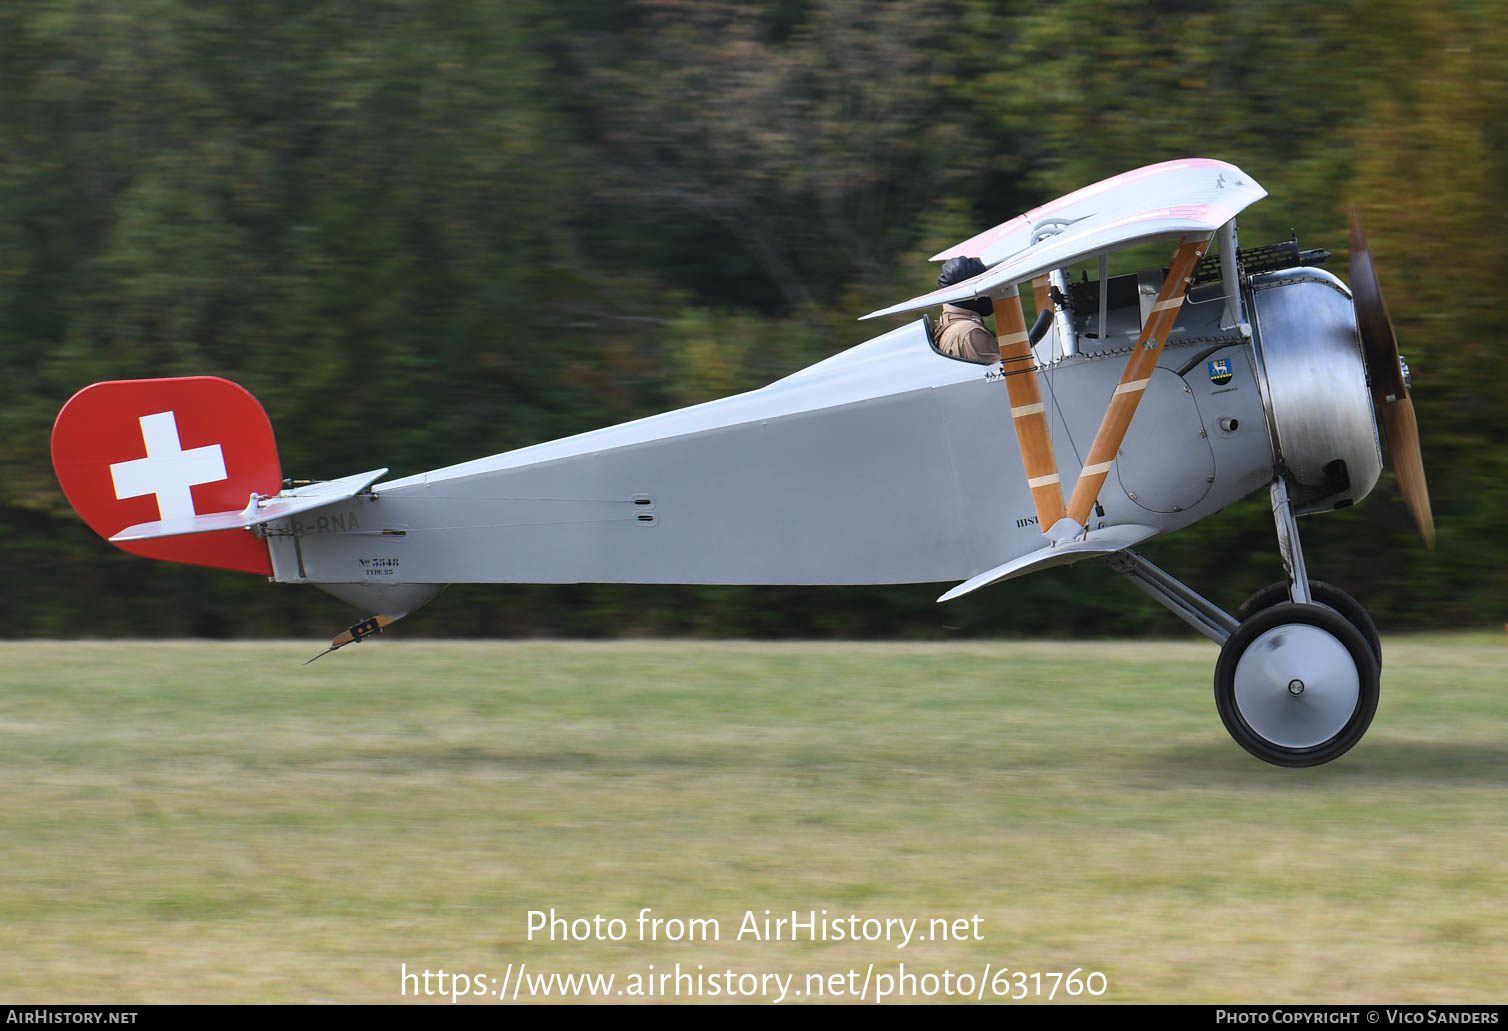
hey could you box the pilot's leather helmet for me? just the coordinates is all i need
[938,256,991,316]
[937,255,986,287]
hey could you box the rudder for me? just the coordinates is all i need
[51,377,282,575]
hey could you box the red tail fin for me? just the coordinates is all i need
[51,377,282,575]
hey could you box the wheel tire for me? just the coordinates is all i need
[1215,602,1380,767]
[1237,580,1382,670]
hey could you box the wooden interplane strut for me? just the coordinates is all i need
[1062,235,1212,529]
[1031,275,1052,320]
[991,284,1067,529]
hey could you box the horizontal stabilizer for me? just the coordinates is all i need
[111,468,387,542]
[937,523,1159,602]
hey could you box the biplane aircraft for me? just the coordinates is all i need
[52,158,1432,767]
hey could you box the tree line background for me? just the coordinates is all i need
[2,0,1503,639]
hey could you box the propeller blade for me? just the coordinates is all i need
[1349,208,1406,403]
[1349,207,1436,548]
[1378,395,1436,548]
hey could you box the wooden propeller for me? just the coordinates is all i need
[1349,208,1435,548]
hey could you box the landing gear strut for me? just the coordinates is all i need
[1108,476,1381,766]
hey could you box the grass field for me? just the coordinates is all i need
[1,635,1505,1004]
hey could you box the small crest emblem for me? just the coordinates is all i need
[1208,358,1233,386]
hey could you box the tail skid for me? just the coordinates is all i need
[304,614,396,665]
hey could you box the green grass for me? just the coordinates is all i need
[1,636,1505,1004]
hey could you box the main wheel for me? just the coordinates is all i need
[1214,602,1380,767]
[1237,580,1382,669]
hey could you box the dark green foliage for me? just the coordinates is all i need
[2,0,1501,638]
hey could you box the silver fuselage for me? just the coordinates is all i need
[266,265,1379,613]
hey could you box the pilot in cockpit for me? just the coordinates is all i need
[932,256,999,364]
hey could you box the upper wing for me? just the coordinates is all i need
[862,158,1265,321]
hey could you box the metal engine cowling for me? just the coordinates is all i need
[1246,267,1383,514]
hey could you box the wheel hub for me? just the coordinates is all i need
[1232,625,1360,748]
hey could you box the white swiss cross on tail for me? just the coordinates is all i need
[51,376,283,575]
[110,411,228,520]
